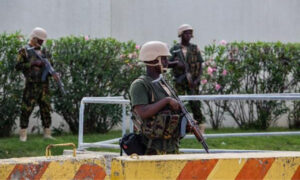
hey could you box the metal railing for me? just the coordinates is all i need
[78,93,300,152]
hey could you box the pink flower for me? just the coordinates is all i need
[212,68,217,72]
[135,45,140,50]
[207,66,213,75]
[222,69,227,76]
[201,79,207,84]
[84,35,89,41]
[220,40,227,46]
[215,84,221,91]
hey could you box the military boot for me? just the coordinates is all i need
[44,128,56,140]
[19,129,27,142]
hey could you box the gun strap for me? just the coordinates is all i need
[25,45,36,59]
[158,81,172,96]
[160,77,176,98]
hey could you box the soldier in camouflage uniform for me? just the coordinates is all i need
[15,27,59,141]
[168,24,206,133]
[129,41,182,155]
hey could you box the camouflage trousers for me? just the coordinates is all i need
[20,82,52,129]
[175,82,205,124]
[142,136,180,155]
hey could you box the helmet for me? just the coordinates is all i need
[178,24,193,37]
[139,41,171,62]
[30,27,47,41]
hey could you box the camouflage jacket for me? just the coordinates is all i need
[129,75,181,140]
[15,44,51,83]
[169,43,203,80]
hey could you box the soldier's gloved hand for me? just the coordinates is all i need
[167,97,181,111]
[31,60,44,67]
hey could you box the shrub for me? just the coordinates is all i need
[0,32,24,136]
[1,32,298,135]
[47,37,142,134]
[201,41,299,129]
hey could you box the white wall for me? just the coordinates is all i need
[0,0,111,38]
[1,0,299,47]
[111,0,300,48]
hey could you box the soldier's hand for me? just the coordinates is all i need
[194,79,200,86]
[52,72,60,81]
[188,81,194,89]
[31,60,44,67]
[174,57,180,61]
[167,97,181,111]
[168,60,179,68]
[186,120,199,133]
[177,61,185,69]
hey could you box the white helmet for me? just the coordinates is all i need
[178,24,193,37]
[30,27,47,41]
[139,41,171,62]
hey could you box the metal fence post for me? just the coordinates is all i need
[78,100,85,150]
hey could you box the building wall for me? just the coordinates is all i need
[111,0,300,48]
[0,0,111,39]
[1,0,299,48]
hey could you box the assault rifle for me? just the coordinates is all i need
[27,47,66,95]
[159,75,209,153]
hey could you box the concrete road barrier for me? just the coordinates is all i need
[0,154,107,180]
[111,152,300,180]
[1,151,300,179]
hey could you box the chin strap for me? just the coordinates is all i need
[152,74,163,83]
[144,57,167,73]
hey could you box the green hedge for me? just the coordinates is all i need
[201,41,300,129]
[0,32,24,137]
[0,33,143,136]
[47,37,142,134]
[0,32,299,136]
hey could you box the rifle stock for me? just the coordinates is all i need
[161,76,209,153]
